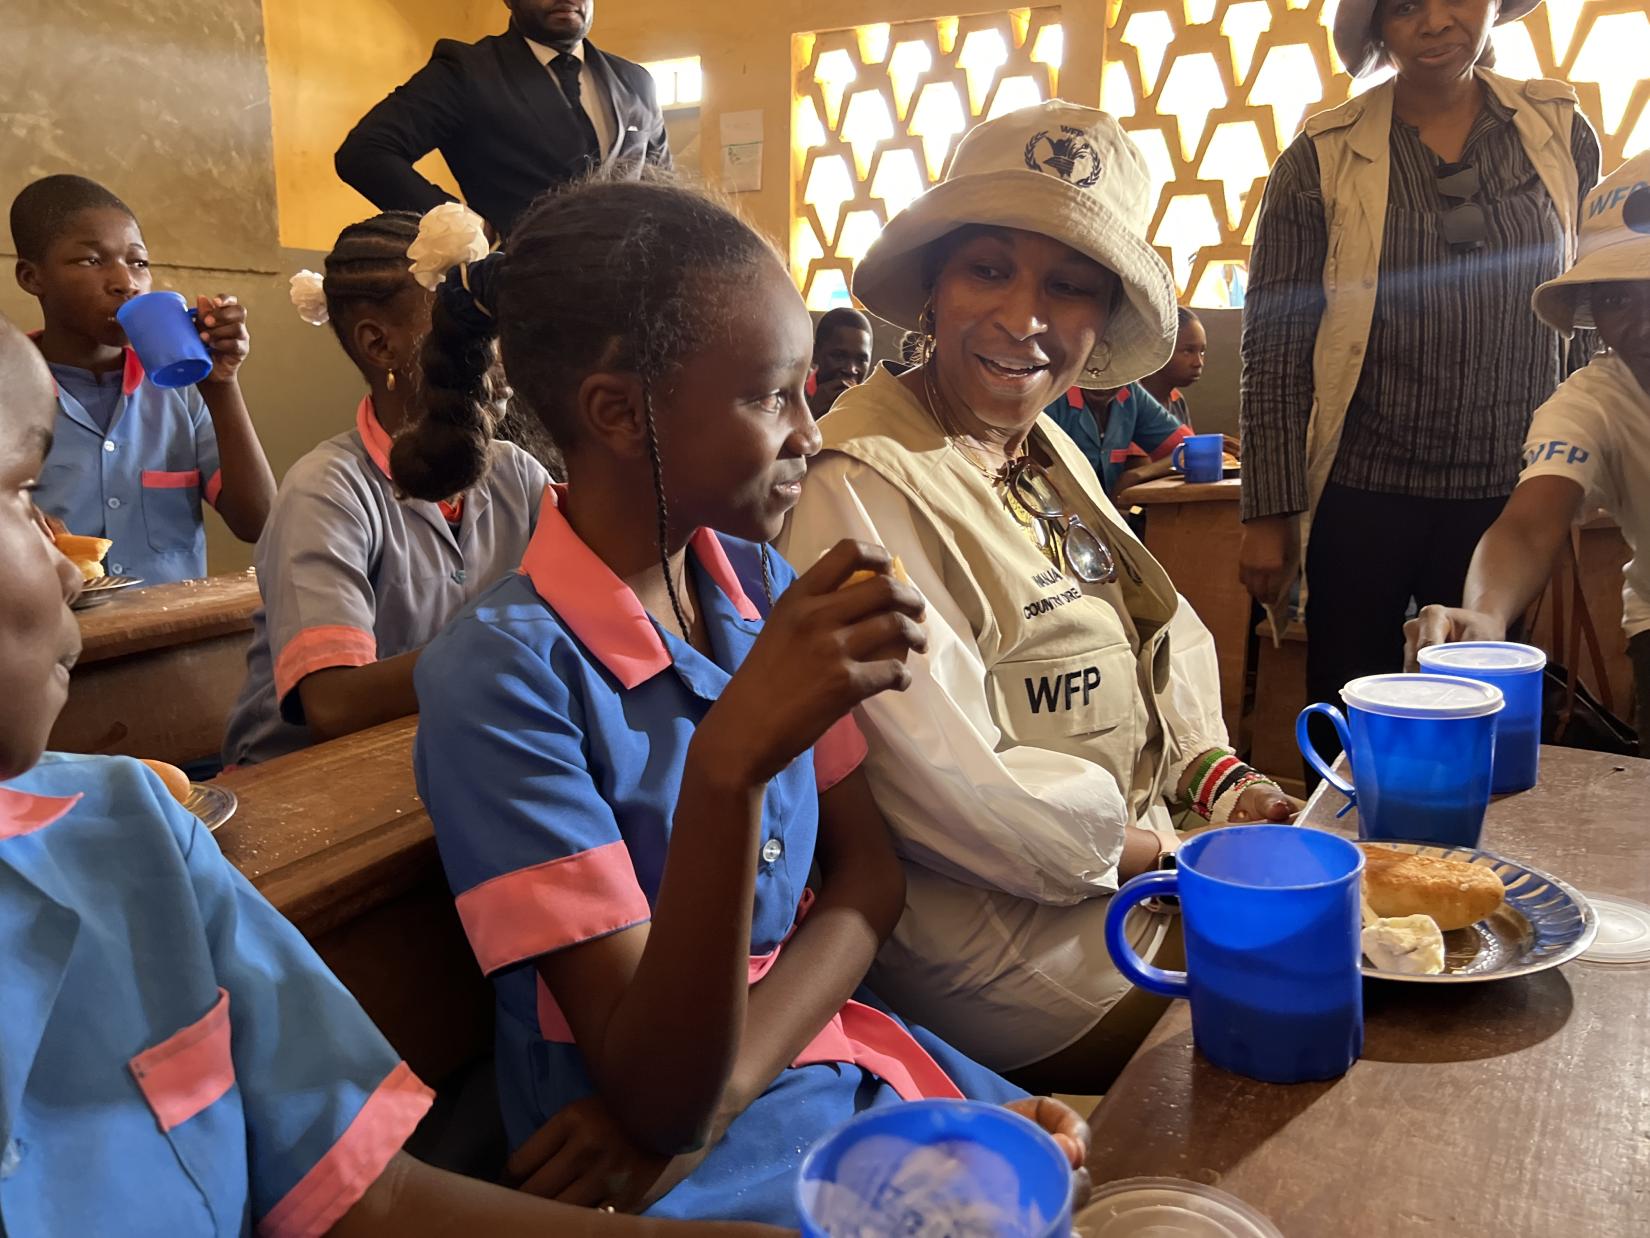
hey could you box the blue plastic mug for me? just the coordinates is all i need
[1171,433,1224,483]
[115,291,211,388]
[1417,642,1545,794]
[1106,825,1364,1084]
[1299,673,1504,846]
[797,1100,1072,1238]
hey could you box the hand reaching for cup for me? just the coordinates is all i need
[1403,606,1508,671]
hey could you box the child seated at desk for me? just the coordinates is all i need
[9,174,275,584]
[1409,154,1650,754]
[221,210,550,766]
[394,180,1089,1227]
[0,315,782,1237]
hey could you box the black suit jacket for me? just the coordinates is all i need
[336,26,671,237]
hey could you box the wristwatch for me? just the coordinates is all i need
[1143,849,1179,914]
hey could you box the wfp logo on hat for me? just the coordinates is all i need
[1626,185,1650,236]
[1024,126,1103,187]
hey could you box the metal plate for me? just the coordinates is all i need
[71,575,145,609]
[1360,841,1597,983]
[181,782,237,833]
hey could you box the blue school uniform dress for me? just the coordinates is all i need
[0,753,433,1236]
[413,489,1022,1226]
[1044,384,1191,498]
[35,342,222,584]
[221,396,550,767]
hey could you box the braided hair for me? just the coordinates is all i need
[319,211,424,368]
[391,175,779,637]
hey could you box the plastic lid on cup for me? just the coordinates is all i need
[1341,673,1505,720]
[1579,893,1650,964]
[1417,642,1547,674]
[1076,1178,1284,1238]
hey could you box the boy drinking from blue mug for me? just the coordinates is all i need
[10,174,275,583]
[1408,153,1650,756]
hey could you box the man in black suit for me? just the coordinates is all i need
[336,0,670,238]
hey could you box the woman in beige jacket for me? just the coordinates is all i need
[781,103,1298,1092]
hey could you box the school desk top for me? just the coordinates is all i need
[1114,475,1243,506]
[73,570,260,663]
[1086,745,1650,1236]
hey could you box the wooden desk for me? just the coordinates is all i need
[52,571,260,765]
[1116,476,1247,741]
[1087,746,1649,1236]
[214,717,492,1085]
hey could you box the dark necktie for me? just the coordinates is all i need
[550,52,602,168]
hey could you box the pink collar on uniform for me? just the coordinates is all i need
[519,484,762,689]
[356,395,464,522]
[0,787,82,840]
[28,331,145,397]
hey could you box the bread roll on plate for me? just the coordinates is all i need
[55,533,112,582]
[1361,845,1505,931]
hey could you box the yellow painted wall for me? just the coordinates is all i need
[588,1,1106,250]
[264,0,502,251]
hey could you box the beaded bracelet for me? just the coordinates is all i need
[1190,752,1245,820]
[1210,771,1285,825]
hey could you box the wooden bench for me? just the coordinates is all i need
[52,571,261,765]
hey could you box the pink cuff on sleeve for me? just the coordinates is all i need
[257,1061,434,1238]
[274,625,378,702]
[204,469,224,507]
[814,714,868,793]
[455,840,651,974]
[1150,424,1193,462]
[141,469,203,489]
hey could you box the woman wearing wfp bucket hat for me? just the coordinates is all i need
[779,102,1300,1091]
[1408,153,1650,755]
[1238,0,1601,769]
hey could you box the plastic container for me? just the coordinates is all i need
[1105,825,1364,1084]
[1171,433,1224,484]
[1076,1178,1284,1237]
[1579,893,1650,964]
[796,1099,1072,1238]
[1299,673,1504,846]
[116,291,211,388]
[1418,641,1546,793]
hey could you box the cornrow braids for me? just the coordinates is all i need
[321,211,423,359]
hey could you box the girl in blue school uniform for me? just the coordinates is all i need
[9,173,276,584]
[221,211,551,766]
[0,315,786,1237]
[394,181,1091,1225]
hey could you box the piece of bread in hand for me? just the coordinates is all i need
[841,556,910,590]
[1361,845,1505,931]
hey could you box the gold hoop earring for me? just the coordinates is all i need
[386,368,398,392]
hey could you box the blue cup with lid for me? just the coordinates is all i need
[1106,825,1364,1084]
[116,291,212,388]
[796,1099,1073,1238]
[1298,673,1504,847]
[1417,641,1545,794]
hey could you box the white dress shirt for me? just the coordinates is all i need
[523,36,617,161]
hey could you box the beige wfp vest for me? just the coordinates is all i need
[1280,69,1579,614]
[820,370,1185,819]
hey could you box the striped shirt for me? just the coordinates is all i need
[1240,94,1600,519]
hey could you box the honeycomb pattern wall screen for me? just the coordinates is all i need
[1105,0,1650,307]
[793,8,1065,310]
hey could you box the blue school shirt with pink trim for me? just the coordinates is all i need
[412,489,1022,1226]
[36,343,223,584]
[0,753,433,1236]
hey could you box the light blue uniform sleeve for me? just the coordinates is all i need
[1129,383,1190,457]
[414,620,650,977]
[173,805,433,1234]
[184,387,224,507]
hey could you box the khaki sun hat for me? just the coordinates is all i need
[851,100,1178,389]
[1533,152,1650,333]
[1331,0,1543,79]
